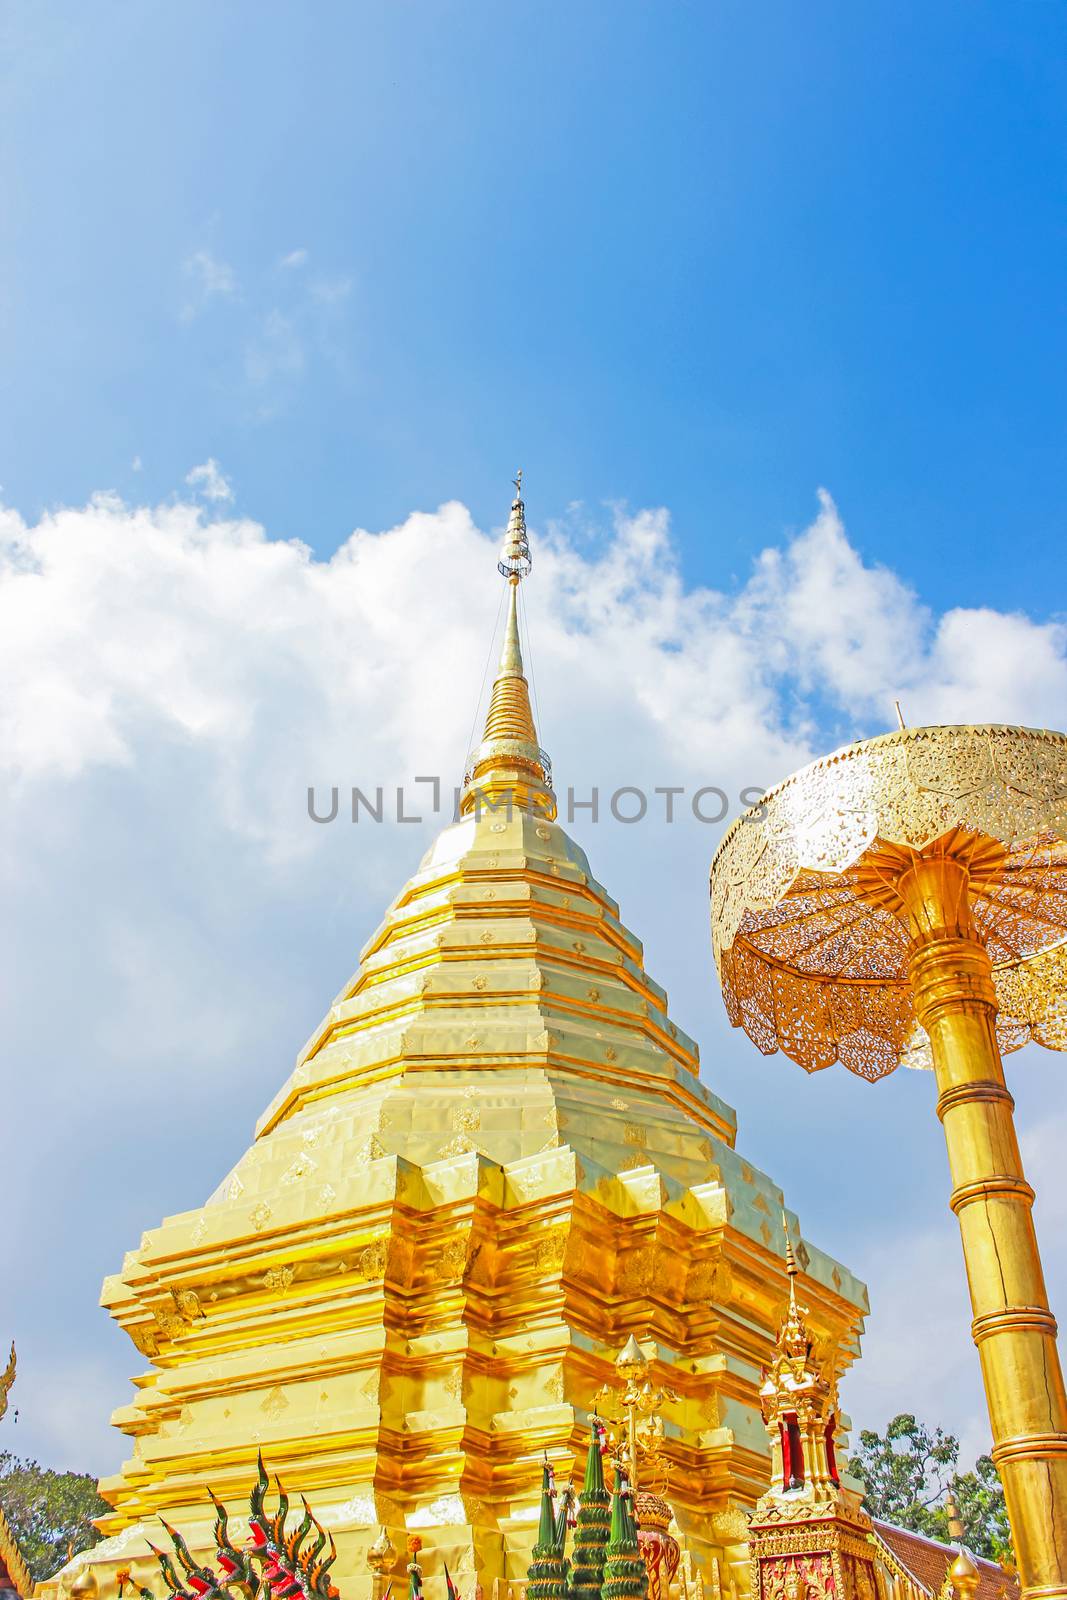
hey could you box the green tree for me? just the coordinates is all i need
[848,1415,1012,1564]
[0,1452,108,1582]
[938,1457,1013,1564]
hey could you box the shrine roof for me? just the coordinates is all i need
[873,1519,1019,1600]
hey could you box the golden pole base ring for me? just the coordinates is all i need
[949,1175,1036,1215]
[936,1080,1016,1120]
[972,1306,1059,1344]
[991,1431,1067,1466]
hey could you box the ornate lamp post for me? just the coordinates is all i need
[595,1338,680,1600]
[710,725,1067,1597]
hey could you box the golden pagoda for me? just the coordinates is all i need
[46,481,868,1600]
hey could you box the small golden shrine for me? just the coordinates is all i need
[41,483,868,1600]
[746,1247,879,1600]
[743,1269,1018,1600]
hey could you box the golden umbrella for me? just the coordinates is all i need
[710,724,1067,1596]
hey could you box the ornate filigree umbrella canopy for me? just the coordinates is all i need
[710,725,1067,1597]
[712,724,1067,1079]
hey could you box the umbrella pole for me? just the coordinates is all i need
[899,853,1067,1593]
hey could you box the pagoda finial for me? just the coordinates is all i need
[460,473,554,819]
[779,1231,810,1360]
[949,1546,980,1600]
[497,469,531,582]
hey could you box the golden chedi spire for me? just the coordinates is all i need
[461,472,555,820]
[779,1239,812,1361]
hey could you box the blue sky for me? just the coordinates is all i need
[2,1,1067,1481]
[3,2,1064,608]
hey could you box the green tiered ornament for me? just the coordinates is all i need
[527,1460,569,1600]
[602,1473,647,1600]
[566,1421,611,1600]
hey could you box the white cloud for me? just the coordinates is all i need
[741,488,925,713]
[245,309,306,400]
[181,248,238,320]
[923,606,1067,729]
[177,250,349,412]
[2,486,1066,1472]
[184,457,234,504]
[131,455,142,473]
[309,275,352,304]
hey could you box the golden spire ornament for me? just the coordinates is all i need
[710,723,1067,1597]
[949,1547,981,1600]
[461,471,554,820]
[778,1241,813,1366]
